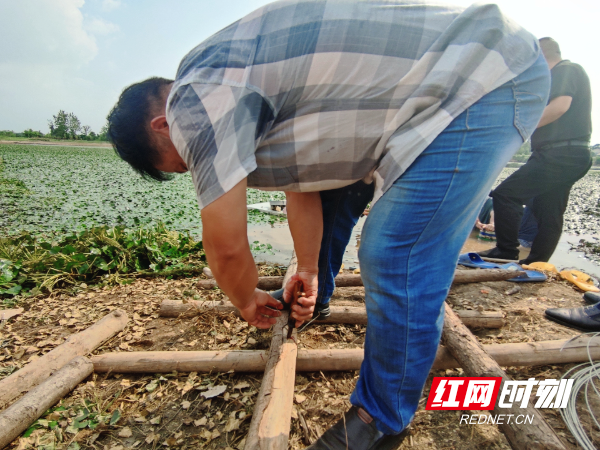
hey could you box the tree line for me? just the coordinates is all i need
[0,110,108,141]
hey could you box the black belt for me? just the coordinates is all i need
[537,140,590,150]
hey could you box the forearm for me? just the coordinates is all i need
[200,178,258,310]
[285,191,323,272]
[536,96,572,128]
[204,240,258,309]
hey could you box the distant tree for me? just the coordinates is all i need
[595,155,600,166]
[48,110,69,139]
[89,131,97,140]
[47,111,83,139]
[98,123,109,141]
[0,130,16,137]
[509,140,531,163]
[67,113,81,139]
[81,125,92,140]
[22,129,44,138]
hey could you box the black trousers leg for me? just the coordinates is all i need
[491,146,591,261]
[491,152,552,255]
[527,186,571,262]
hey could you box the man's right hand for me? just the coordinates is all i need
[283,271,317,327]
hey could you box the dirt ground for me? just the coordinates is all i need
[1,265,599,450]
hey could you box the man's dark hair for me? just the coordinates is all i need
[107,77,174,181]
[539,37,561,60]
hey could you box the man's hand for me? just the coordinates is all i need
[283,271,317,327]
[237,289,283,329]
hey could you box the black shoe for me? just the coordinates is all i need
[307,406,408,450]
[545,304,600,332]
[583,292,600,304]
[269,288,331,320]
[313,303,331,320]
[477,247,519,260]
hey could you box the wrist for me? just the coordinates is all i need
[296,264,318,275]
[230,288,259,311]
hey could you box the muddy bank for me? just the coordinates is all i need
[253,169,600,276]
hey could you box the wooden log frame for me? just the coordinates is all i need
[442,303,567,450]
[0,309,128,410]
[196,269,525,290]
[159,300,505,329]
[245,254,299,450]
[90,336,600,373]
[0,357,94,450]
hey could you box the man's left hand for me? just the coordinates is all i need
[237,289,283,329]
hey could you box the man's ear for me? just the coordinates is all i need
[150,115,170,138]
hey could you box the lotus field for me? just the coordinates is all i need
[0,143,284,298]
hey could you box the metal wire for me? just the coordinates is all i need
[559,332,600,450]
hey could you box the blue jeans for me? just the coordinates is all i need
[340,53,549,434]
[317,181,374,303]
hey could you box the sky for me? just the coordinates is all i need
[0,0,598,143]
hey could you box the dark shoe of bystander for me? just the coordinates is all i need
[477,247,519,261]
[307,406,408,450]
[583,292,600,304]
[545,304,600,332]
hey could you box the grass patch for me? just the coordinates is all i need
[0,223,206,301]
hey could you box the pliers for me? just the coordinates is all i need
[269,281,305,339]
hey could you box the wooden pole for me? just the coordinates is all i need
[245,254,298,450]
[452,269,526,284]
[91,336,600,373]
[159,300,505,329]
[0,309,128,410]
[442,303,566,450]
[197,276,285,291]
[0,356,93,450]
[197,269,525,290]
[481,256,518,263]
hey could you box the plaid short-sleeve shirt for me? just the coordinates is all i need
[166,0,540,209]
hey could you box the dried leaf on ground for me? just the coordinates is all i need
[202,384,227,399]
[224,417,241,432]
[295,394,307,404]
[194,417,207,427]
[118,427,132,438]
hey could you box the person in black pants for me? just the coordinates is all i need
[478,37,592,264]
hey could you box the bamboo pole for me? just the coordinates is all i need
[0,310,128,410]
[196,269,525,290]
[91,336,600,373]
[159,300,505,329]
[245,254,298,450]
[442,303,566,450]
[0,357,94,450]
